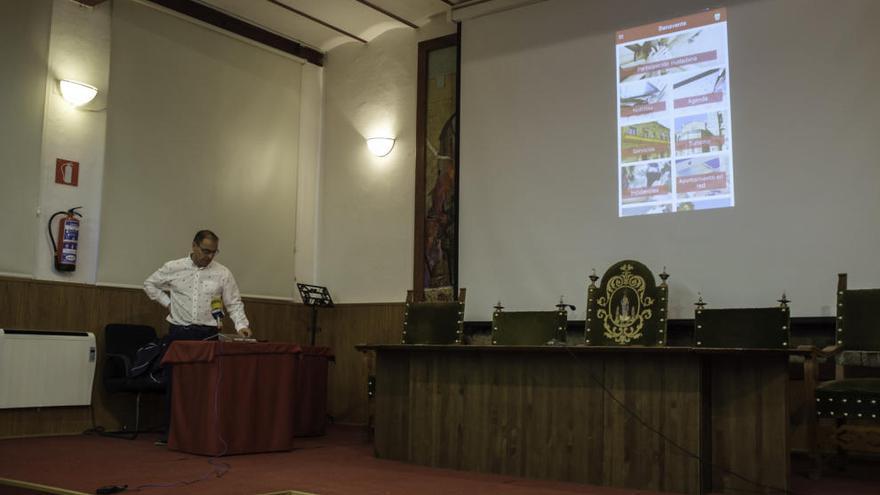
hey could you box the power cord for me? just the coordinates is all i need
[98,335,230,493]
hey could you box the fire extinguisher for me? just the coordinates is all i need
[48,207,83,272]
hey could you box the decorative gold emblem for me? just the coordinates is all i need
[596,264,654,344]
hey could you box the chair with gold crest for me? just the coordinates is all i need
[491,298,572,346]
[401,287,466,344]
[813,274,880,463]
[585,260,668,346]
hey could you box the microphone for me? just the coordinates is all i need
[211,298,224,328]
[556,296,576,312]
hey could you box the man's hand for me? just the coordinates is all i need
[237,327,253,338]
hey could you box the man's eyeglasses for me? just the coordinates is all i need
[197,245,219,256]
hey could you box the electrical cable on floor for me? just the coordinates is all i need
[98,336,231,493]
[563,346,800,495]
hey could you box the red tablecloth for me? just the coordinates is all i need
[295,346,334,436]
[161,341,301,456]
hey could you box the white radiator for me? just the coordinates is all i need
[0,329,96,408]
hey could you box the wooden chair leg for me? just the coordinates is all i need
[831,418,850,472]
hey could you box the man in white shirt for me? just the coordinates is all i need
[145,230,252,338]
[143,229,253,444]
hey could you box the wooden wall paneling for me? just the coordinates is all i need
[481,351,505,473]
[0,278,22,326]
[516,351,601,482]
[90,286,168,433]
[21,281,76,329]
[240,297,308,343]
[94,286,168,331]
[503,353,527,473]
[429,350,465,470]
[87,289,309,432]
[0,407,93,439]
[0,278,100,437]
[658,355,703,494]
[319,303,405,425]
[567,353,606,486]
[374,349,699,489]
[487,353,510,472]
[464,350,494,473]
[602,354,701,494]
[0,277,318,438]
[374,350,410,459]
[0,278,97,331]
[407,349,439,467]
[521,350,553,479]
[451,349,483,471]
[0,277,34,328]
[711,355,789,494]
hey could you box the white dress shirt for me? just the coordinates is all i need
[144,255,250,331]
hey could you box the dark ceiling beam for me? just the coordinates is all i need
[145,0,324,66]
[355,0,418,29]
[451,0,496,9]
[70,0,110,5]
[267,0,368,44]
[438,0,456,5]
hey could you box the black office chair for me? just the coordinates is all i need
[103,323,166,438]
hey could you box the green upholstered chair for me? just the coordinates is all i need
[401,288,465,344]
[814,274,880,455]
[491,303,568,346]
[585,260,668,346]
[693,296,791,349]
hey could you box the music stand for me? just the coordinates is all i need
[297,283,334,346]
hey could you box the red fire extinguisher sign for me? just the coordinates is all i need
[55,159,79,187]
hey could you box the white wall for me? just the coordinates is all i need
[318,17,456,302]
[34,0,111,284]
[3,0,323,300]
[0,0,52,277]
[460,0,880,320]
[98,0,311,299]
[295,64,323,286]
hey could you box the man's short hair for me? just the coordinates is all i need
[193,230,219,244]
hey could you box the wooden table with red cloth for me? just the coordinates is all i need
[161,341,302,456]
[295,345,334,437]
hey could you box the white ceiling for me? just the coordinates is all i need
[197,0,462,53]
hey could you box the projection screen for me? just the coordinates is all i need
[459,0,880,321]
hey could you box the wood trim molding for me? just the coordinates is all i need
[145,0,324,66]
[266,0,367,44]
[355,0,418,29]
[413,33,460,296]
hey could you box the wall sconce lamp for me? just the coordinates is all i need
[366,137,396,157]
[59,79,98,107]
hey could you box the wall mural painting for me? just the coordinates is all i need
[416,34,459,292]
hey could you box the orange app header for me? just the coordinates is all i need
[616,8,727,44]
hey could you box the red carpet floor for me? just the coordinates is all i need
[0,425,877,495]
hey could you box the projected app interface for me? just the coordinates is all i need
[616,8,734,217]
